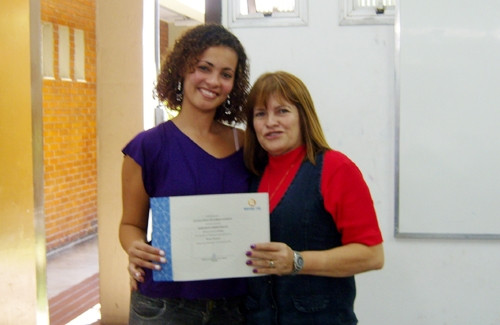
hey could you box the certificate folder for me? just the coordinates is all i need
[150,192,269,282]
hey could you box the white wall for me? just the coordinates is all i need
[225,1,500,324]
[97,0,145,322]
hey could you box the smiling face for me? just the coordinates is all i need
[182,46,238,114]
[253,93,303,156]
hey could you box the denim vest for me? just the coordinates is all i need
[246,153,358,325]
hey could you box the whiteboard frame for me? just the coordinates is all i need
[393,0,500,240]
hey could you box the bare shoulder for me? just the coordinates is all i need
[235,127,245,147]
[216,123,243,138]
[220,124,245,152]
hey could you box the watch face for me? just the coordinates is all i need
[294,251,304,273]
[297,255,304,267]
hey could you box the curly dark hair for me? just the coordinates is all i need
[155,24,250,125]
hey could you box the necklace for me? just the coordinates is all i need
[268,162,296,202]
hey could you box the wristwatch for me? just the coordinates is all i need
[292,251,304,275]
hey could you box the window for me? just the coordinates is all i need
[227,0,308,28]
[58,25,71,80]
[339,0,395,25]
[74,29,86,82]
[42,23,54,79]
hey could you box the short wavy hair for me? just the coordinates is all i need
[244,71,331,175]
[156,24,250,125]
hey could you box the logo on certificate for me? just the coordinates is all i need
[248,198,256,207]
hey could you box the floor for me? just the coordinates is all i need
[47,236,101,324]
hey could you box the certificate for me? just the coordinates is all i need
[150,192,269,282]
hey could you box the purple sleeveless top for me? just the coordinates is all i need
[122,120,250,299]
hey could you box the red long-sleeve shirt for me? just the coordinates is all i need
[258,146,383,246]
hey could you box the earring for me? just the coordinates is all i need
[176,81,183,102]
[223,95,231,115]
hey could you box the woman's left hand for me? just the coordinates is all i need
[246,242,295,275]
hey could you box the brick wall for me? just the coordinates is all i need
[41,0,97,252]
[159,20,169,63]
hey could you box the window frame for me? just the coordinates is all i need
[227,0,308,28]
[339,0,395,26]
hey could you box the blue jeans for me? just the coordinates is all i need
[129,291,245,325]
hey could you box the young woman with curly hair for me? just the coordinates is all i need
[119,24,250,324]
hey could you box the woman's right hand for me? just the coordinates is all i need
[127,240,166,289]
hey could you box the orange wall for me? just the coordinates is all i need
[41,0,97,251]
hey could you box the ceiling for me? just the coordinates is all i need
[159,0,204,26]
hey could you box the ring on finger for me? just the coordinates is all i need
[268,260,275,268]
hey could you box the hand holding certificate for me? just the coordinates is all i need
[150,193,269,282]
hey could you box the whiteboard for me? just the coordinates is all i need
[395,0,500,238]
